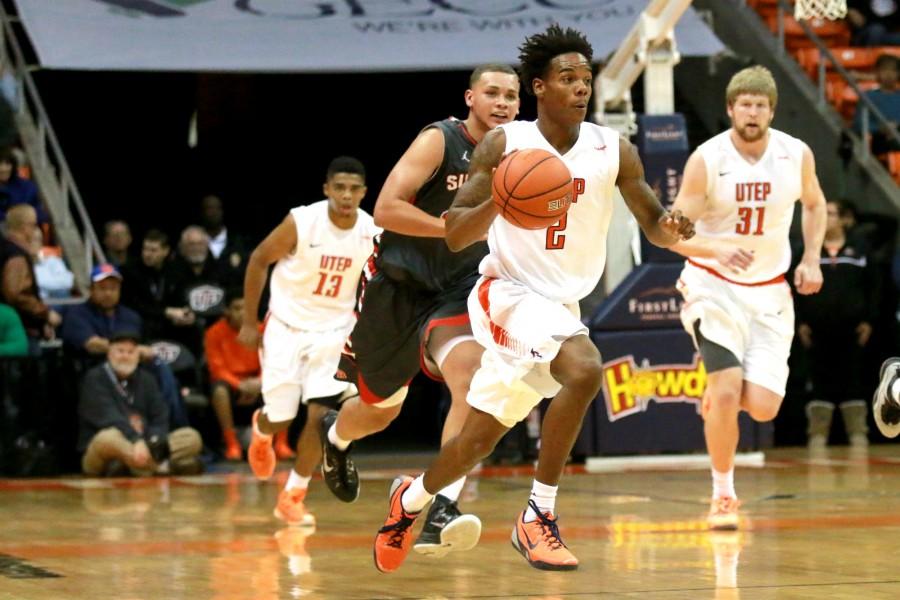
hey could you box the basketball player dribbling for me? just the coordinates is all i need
[238,156,380,526]
[668,66,827,530]
[319,65,521,556]
[372,24,694,573]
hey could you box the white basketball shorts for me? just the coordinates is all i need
[677,261,795,397]
[259,314,351,422]
[466,276,588,428]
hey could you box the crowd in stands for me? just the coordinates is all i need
[0,165,259,475]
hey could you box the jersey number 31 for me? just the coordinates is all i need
[735,206,766,236]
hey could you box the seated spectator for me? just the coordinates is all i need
[0,301,27,356]
[121,228,181,341]
[78,331,203,477]
[0,204,60,343]
[61,262,189,428]
[29,227,74,299]
[60,263,142,359]
[165,225,227,356]
[0,146,46,225]
[103,220,133,268]
[204,288,267,461]
[848,0,900,46]
[853,54,900,154]
[200,194,249,281]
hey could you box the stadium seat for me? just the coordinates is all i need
[795,47,878,81]
[764,14,851,51]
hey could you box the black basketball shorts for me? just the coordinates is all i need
[336,271,478,404]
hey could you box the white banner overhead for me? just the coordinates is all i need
[14,0,724,72]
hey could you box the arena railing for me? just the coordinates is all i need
[0,4,106,298]
[772,0,900,159]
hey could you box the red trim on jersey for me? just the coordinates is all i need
[456,120,478,146]
[418,313,471,381]
[477,277,527,355]
[357,371,385,405]
[687,259,786,286]
[358,371,412,405]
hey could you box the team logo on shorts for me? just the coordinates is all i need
[602,354,706,422]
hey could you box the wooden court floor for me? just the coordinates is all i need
[2,446,900,599]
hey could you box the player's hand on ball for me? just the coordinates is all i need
[659,209,695,240]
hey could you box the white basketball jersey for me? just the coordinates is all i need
[479,120,620,304]
[690,128,804,283]
[268,200,380,331]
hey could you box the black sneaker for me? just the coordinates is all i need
[319,409,359,502]
[413,494,482,557]
[874,357,900,438]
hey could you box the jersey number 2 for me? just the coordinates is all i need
[735,206,766,236]
[313,272,342,297]
[545,178,586,250]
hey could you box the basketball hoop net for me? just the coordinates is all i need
[794,0,848,21]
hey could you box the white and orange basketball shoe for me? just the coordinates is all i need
[707,496,741,531]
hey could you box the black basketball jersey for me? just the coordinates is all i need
[375,117,487,292]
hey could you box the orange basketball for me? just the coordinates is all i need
[492,148,572,230]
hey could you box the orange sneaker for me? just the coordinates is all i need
[511,500,578,571]
[373,476,419,573]
[708,496,741,531]
[273,431,296,460]
[274,487,316,526]
[248,409,276,480]
[223,429,242,461]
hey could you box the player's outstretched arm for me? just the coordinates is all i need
[445,128,506,252]
[667,151,754,273]
[617,138,694,247]
[238,214,297,348]
[373,128,448,238]
[794,145,826,295]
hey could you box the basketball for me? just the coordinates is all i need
[492,148,573,230]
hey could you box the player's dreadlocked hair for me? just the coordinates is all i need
[518,24,593,96]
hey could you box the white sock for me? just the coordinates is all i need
[712,467,736,499]
[400,474,433,514]
[436,477,466,502]
[327,423,351,451]
[891,379,900,404]
[524,479,557,522]
[285,470,311,491]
